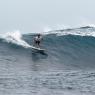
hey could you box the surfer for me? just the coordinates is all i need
[33,34,43,47]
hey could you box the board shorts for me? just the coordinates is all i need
[35,40,40,45]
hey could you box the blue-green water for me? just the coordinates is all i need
[0,26,95,95]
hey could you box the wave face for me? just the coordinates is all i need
[0,26,95,70]
[0,26,95,95]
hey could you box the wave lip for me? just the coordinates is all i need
[42,25,95,37]
[0,25,95,50]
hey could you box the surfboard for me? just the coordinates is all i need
[31,46,45,51]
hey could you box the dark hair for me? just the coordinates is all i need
[37,34,41,37]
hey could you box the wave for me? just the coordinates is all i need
[0,26,95,95]
[0,24,94,47]
[0,26,95,70]
[0,25,95,49]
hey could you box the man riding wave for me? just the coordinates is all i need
[33,34,43,47]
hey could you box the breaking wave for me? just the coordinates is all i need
[0,25,95,95]
[0,26,95,69]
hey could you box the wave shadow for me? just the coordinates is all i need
[31,50,48,62]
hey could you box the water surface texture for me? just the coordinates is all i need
[0,26,95,95]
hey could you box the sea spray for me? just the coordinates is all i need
[1,30,31,48]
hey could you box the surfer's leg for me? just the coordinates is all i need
[33,40,39,47]
[38,41,40,47]
[34,41,38,47]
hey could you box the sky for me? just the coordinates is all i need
[0,0,95,33]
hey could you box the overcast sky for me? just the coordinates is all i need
[0,0,95,33]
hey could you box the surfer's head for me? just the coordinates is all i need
[37,34,41,37]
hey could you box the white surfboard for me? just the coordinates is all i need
[31,46,45,51]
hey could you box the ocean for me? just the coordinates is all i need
[0,26,95,95]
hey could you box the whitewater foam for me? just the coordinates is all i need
[43,25,95,37]
[56,30,95,37]
[0,30,31,48]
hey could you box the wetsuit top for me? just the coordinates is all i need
[34,36,42,42]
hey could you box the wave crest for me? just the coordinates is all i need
[0,30,31,48]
